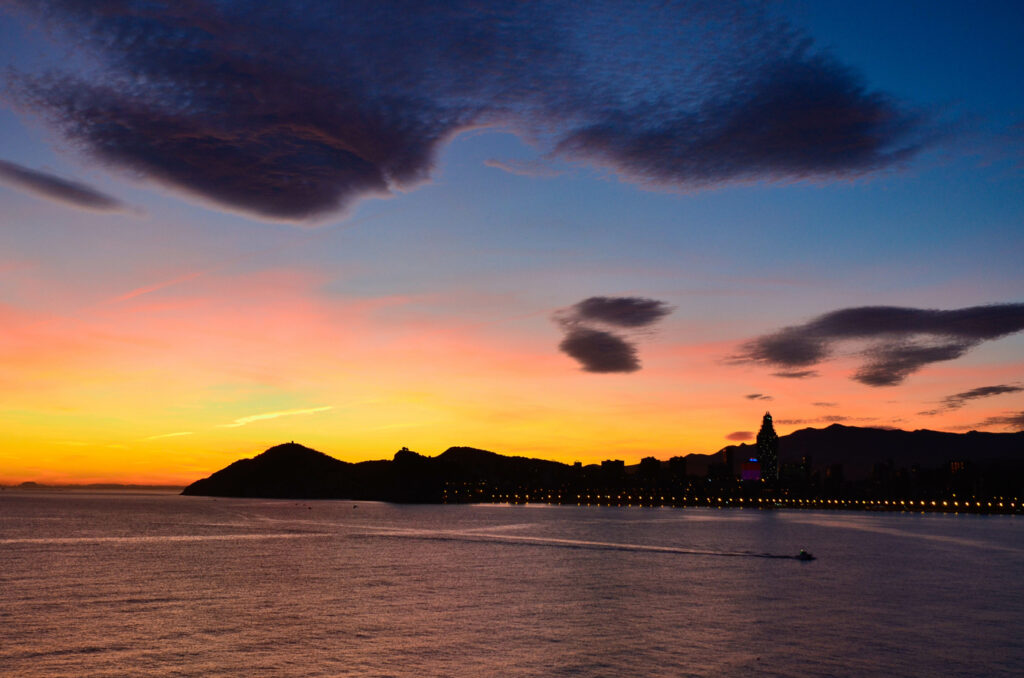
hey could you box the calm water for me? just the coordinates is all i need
[1,491,1021,677]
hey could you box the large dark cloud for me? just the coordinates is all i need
[555,295,671,373]
[737,304,1024,386]
[3,0,931,221]
[558,327,640,374]
[0,158,126,211]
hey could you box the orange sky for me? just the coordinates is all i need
[2,261,1020,485]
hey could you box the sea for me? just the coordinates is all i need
[1,490,1021,677]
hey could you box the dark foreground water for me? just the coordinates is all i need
[1,491,1021,677]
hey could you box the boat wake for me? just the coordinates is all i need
[365,528,811,560]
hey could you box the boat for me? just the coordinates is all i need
[797,549,815,561]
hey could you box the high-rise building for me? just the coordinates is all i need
[756,411,779,482]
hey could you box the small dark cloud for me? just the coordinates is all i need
[4,1,934,222]
[738,304,1024,386]
[812,402,838,407]
[745,393,773,401]
[941,385,1023,410]
[558,327,639,374]
[554,295,671,373]
[725,431,753,441]
[0,158,126,212]
[568,297,673,329]
[976,411,1024,431]
[772,370,819,379]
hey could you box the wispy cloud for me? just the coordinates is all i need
[934,384,1023,413]
[143,431,194,441]
[484,158,563,178]
[745,393,773,401]
[219,406,333,429]
[0,158,128,212]
[775,415,874,425]
[772,369,819,379]
[111,272,205,304]
[975,411,1024,431]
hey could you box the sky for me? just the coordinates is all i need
[0,0,1022,484]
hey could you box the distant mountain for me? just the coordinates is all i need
[9,481,183,491]
[181,426,1024,500]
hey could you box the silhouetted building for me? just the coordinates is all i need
[741,458,761,481]
[757,411,779,482]
[639,456,661,477]
[722,447,737,475]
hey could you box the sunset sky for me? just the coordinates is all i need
[1,1,1022,484]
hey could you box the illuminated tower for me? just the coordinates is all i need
[757,411,779,482]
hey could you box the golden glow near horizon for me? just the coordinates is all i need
[1,265,1018,485]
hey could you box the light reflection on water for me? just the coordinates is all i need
[1,491,1021,677]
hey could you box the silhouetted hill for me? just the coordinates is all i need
[182,443,354,498]
[182,426,1023,501]
[182,443,580,502]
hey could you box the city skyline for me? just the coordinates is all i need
[1,1,1023,484]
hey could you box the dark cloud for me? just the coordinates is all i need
[745,393,773,401]
[556,51,926,190]
[976,411,1024,431]
[775,415,870,426]
[558,327,639,373]
[854,342,970,387]
[554,295,671,373]
[812,402,838,407]
[0,158,126,212]
[772,370,819,379]
[920,384,1024,416]
[738,304,1024,386]
[568,297,673,329]
[725,431,753,441]
[942,385,1023,410]
[4,0,932,221]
